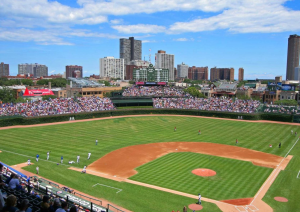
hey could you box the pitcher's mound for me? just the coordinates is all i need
[192,168,216,177]
[274,197,288,202]
[189,204,203,211]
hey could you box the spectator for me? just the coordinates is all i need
[55,201,68,212]
[41,195,51,212]
[5,173,15,185]
[8,175,20,189]
[1,194,18,212]
[49,198,61,212]
[69,205,77,212]
[16,199,31,212]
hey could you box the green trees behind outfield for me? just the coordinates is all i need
[184,86,206,98]
[274,99,298,106]
[37,78,68,87]
[0,78,34,86]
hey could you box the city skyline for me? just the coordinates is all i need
[0,0,300,80]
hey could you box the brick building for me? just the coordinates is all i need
[210,67,234,81]
[188,66,208,80]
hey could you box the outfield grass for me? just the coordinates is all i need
[0,116,299,211]
[130,152,273,200]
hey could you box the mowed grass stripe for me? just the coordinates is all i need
[130,152,273,200]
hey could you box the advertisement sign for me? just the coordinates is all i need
[281,84,295,91]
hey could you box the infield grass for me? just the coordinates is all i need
[130,152,273,200]
[0,116,299,211]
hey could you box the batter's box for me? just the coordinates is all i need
[246,205,259,211]
[235,206,247,212]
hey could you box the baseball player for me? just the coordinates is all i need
[291,130,293,134]
[36,154,39,162]
[87,153,91,160]
[236,139,238,145]
[77,155,80,163]
[27,159,31,165]
[198,130,201,135]
[47,151,50,160]
[82,165,87,173]
[198,193,201,205]
[61,156,63,164]
[174,127,176,132]
[95,140,98,145]
[36,166,39,174]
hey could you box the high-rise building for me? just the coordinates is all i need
[120,37,142,66]
[155,50,175,81]
[100,57,125,80]
[66,65,83,78]
[286,34,300,80]
[238,68,244,82]
[210,67,234,81]
[188,66,208,80]
[295,67,300,81]
[18,63,48,77]
[177,63,189,78]
[0,62,9,77]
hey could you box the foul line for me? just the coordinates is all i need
[92,183,122,193]
[297,170,300,179]
[250,137,299,206]
[0,149,75,168]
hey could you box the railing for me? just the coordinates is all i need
[107,204,125,212]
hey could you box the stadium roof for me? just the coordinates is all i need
[68,77,104,88]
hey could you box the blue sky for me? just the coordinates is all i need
[0,0,300,80]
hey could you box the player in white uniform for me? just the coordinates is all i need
[47,152,50,160]
[198,193,201,205]
[95,140,98,145]
[87,153,91,159]
[82,165,87,173]
[77,155,80,163]
[27,159,31,165]
[36,166,39,174]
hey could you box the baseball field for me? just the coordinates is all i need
[0,115,299,212]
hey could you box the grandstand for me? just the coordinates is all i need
[68,78,104,88]
[0,162,121,212]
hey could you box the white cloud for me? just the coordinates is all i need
[0,0,299,45]
[169,1,300,33]
[112,24,166,34]
[173,38,188,41]
[110,19,123,25]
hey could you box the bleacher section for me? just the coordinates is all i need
[0,163,124,212]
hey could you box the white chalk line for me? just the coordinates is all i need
[92,183,122,193]
[250,137,299,206]
[0,148,76,168]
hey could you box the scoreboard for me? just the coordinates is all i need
[133,64,169,82]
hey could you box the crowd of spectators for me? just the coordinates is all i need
[0,163,105,212]
[153,97,261,113]
[0,97,115,117]
[263,104,298,114]
[122,86,190,97]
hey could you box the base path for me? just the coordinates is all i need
[88,142,283,178]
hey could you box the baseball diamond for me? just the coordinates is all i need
[0,115,299,212]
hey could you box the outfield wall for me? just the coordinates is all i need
[0,109,294,127]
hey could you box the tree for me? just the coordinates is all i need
[21,79,34,86]
[37,79,49,85]
[0,87,16,103]
[50,78,68,87]
[184,86,206,98]
[237,80,247,87]
[183,79,191,83]
[99,80,110,86]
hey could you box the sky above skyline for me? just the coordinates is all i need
[1,0,300,80]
